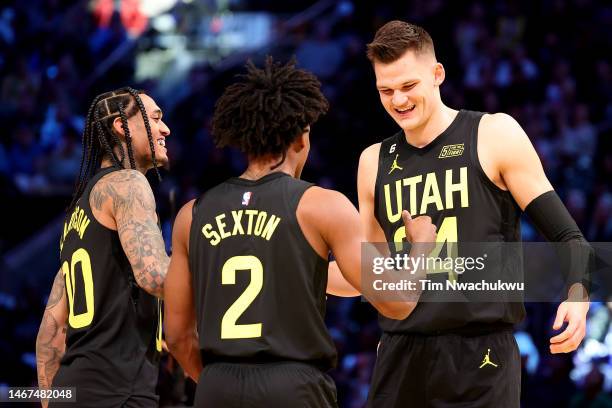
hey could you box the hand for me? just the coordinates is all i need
[402,210,437,251]
[549,300,589,354]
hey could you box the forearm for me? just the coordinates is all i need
[37,270,68,396]
[327,261,360,297]
[167,332,202,382]
[36,311,66,390]
[121,218,169,298]
[525,191,594,297]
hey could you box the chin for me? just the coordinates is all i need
[154,153,169,167]
[397,117,421,132]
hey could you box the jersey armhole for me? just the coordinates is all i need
[288,184,329,263]
[84,167,122,233]
[373,135,396,224]
[188,194,204,273]
[469,113,513,196]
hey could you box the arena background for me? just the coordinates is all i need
[1,0,611,406]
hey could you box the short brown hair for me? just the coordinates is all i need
[366,20,435,63]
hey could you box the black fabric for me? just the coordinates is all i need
[525,190,593,292]
[367,330,521,408]
[525,190,584,242]
[374,110,524,334]
[194,361,338,408]
[54,167,160,405]
[189,171,337,371]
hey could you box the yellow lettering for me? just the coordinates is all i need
[445,167,469,209]
[202,224,221,246]
[216,214,231,239]
[65,248,95,329]
[76,209,84,233]
[79,217,91,239]
[261,215,281,240]
[245,210,258,234]
[254,211,267,236]
[402,175,422,215]
[68,211,76,232]
[420,172,443,214]
[384,180,403,223]
[231,210,245,235]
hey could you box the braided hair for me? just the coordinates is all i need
[68,86,161,212]
[212,57,329,164]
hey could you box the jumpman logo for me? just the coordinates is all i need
[479,349,498,368]
[388,154,403,174]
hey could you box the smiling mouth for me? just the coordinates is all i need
[394,104,416,114]
[156,138,166,148]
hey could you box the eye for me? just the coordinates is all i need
[402,84,416,91]
[379,89,393,96]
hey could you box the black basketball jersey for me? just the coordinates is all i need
[189,172,337,371]
[55,167,161,400]
[374,110,525,334]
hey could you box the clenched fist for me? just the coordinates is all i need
[402,210,437,253]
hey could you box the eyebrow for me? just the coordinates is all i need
[150,109,163,117]
[377,81,418,89]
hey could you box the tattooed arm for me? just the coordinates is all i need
[36,269,68,405]
[90,169,169,298]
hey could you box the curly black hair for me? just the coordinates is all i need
[212,57,329,160]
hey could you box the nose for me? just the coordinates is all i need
[160,120,170,136]
[392,90,408,107]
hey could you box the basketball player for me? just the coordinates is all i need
[358,21,591,407]
[35,87,171,407]
[163,58,437,407]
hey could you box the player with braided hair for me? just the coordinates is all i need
[36,87,171,407]
[164,57,435,407]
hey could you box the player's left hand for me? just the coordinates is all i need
[550,286,589,354]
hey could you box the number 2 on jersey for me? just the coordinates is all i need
[221,255,263,339]
[62,248,95,329]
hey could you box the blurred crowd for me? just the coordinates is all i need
[1,0,611,407]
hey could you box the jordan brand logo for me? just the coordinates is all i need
[388,154,403,174]
[479,349,498,368]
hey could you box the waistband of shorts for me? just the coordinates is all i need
[201,353,331,372]
[385,322,514,337]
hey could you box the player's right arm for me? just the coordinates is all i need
[164,200,202,382]
[301,185,434,320]
[326,144,387,298]
[90,170,169,298]
[36,269,68,406]
[357,143,388,244]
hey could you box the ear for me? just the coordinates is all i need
[434,62,445,87]
[291,129,308,153]
[112,116,126,139]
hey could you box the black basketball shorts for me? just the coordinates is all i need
[367,329,521,408]
[195,361,338,408]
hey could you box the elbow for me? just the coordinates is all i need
[164,331,183,354]
[165,328,192,356]
[379,302,415,320]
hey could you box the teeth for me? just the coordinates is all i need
[397,105,415,112]
[157,139,165,147]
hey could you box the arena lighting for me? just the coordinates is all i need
[138,0,180,17]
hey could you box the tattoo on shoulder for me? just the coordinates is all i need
[46,270,65,309]
[90,170,155,212]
